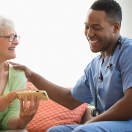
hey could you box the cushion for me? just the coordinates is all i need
[26,82,88,132]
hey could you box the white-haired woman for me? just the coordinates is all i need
[0,15,40,132]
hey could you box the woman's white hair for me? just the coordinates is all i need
[0,15,14,35]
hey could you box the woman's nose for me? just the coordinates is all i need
[13,37,19,45]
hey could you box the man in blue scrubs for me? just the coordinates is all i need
[12,0,132,131]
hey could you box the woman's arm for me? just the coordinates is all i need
[0,91,17,112]
[1,87,38,130]
[8,95,40,129]
[0,87,37,112]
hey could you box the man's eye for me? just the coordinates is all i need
[94,27,102,30]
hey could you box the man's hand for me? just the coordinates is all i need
[9,62,33,82]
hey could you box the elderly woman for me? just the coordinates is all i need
[0,15,40,132]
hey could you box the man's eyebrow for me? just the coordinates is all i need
[93,24,102,27]
[84,23,103,27]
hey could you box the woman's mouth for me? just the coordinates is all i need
[8,47,15,52]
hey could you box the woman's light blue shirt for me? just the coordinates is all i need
[71,37,132,114]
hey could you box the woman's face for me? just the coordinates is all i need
[0,28,19,62]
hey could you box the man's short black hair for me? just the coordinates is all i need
[90,0,122,26]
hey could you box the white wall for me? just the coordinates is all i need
[0,0,95,87]
[118,0,132,38]
[1,0,131,88]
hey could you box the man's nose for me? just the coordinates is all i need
[86,28,94,38]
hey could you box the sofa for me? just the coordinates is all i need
[25,82,92,132]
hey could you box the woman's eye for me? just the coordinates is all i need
[85,27,89,29]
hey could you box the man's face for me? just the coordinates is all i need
[85,9,115,53]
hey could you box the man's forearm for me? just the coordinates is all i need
[86,97,132,124]
[30,71,83,109]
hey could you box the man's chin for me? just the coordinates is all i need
[90,48,99,53]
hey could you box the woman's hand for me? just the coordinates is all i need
[14,86,37,93]
[8,94,40,129]
[1,86,37,110]
[13,86,37,100]
[19,95,40,128]
[9,62,33,82]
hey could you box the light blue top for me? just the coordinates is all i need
[71,37,132,114]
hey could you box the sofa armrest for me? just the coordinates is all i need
[80,106,95,124]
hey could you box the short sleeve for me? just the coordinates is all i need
[71,64,93,104]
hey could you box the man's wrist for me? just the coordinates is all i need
[29,71,37,83]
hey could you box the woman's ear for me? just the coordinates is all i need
[113,22,120,33]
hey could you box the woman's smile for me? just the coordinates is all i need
[8,47,16,52]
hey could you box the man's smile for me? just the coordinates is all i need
[89,40,100,47]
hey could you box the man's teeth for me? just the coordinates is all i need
[90,40,99,44]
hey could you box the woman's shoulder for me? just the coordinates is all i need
[8,62,25,74]
[7,62,27,91]
[7,62,27,81]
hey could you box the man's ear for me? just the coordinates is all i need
[113,22,120,33]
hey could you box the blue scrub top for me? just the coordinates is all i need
[71,37,132,114]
